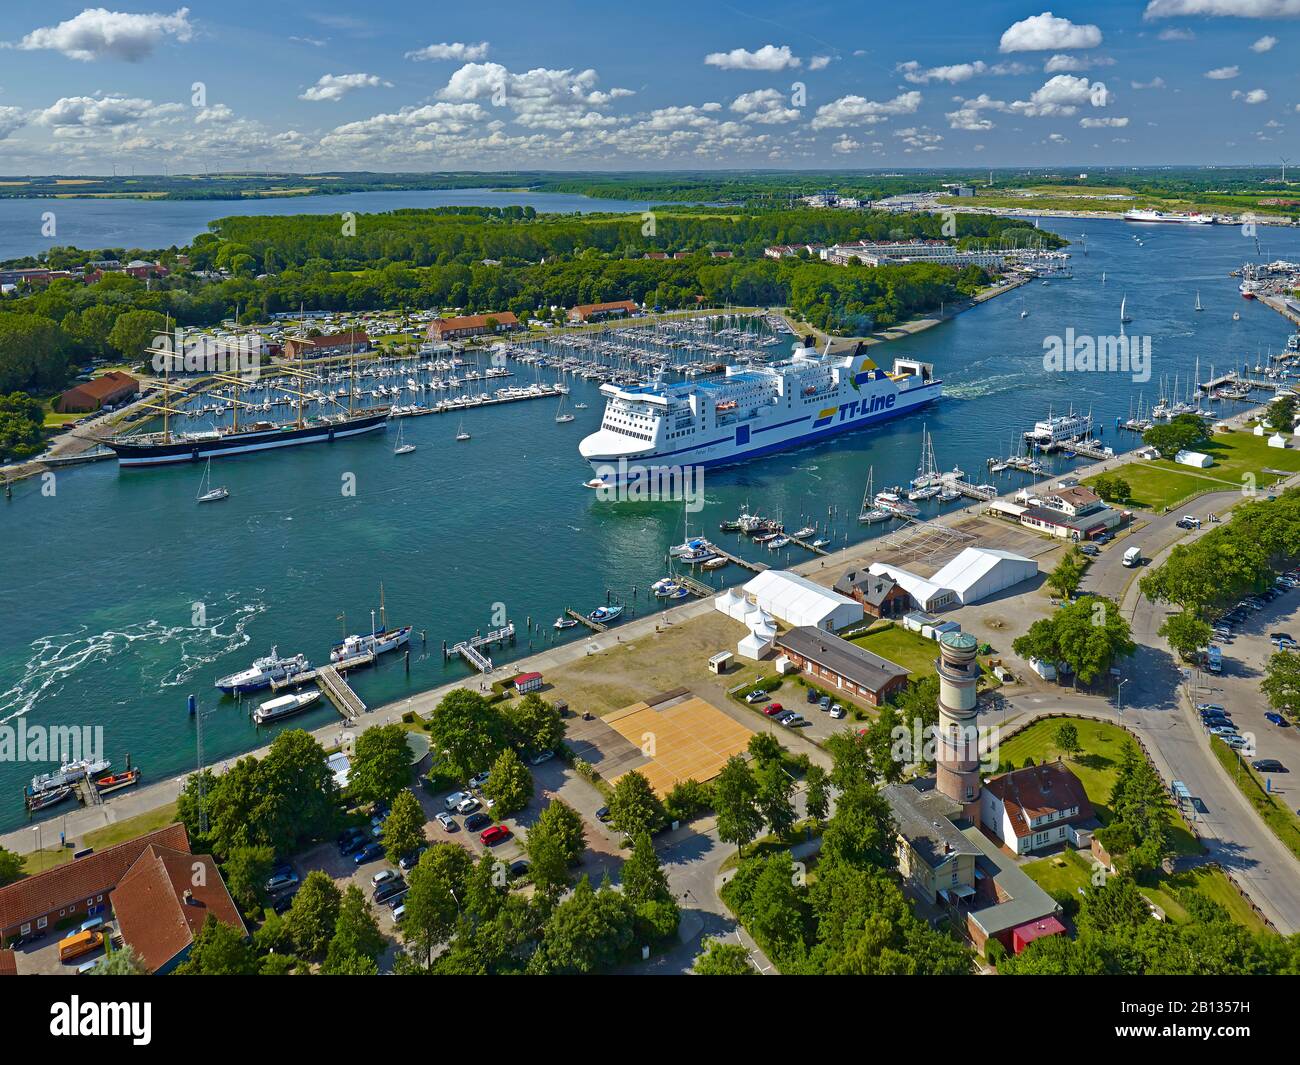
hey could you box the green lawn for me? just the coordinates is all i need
[1086,429,1300,513]
[998,717,1203,857]
[22,802,181,875]
[1209,736,1300,862]
[1024,846,1095,897]
[850,623,999,687]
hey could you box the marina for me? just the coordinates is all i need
[5,215,1300,830]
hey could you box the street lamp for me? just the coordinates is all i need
[1116,677,1129,715]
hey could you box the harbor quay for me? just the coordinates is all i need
[1,387,1279,860]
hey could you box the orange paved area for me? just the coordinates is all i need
[606,693,754,796]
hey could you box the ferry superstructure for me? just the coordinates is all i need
[578,344,940,476]
[1123,208,1215,225]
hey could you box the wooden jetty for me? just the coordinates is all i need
[939,476,997,501]
[444,622,516,673]
[269,651,374,691]
[564,607,607,633]
[674,573,715,598]
[394,386,565,419]
[704,542,768,573]
[783,533,828,557]
[316,664,367,721]
[1061,440,1113,461]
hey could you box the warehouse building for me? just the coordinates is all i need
[773,626,910,706]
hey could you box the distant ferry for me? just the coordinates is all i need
[579,343,940,478]
[1025,409,1094,449]
[1123,208,1215,226]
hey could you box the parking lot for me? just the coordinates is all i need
[1189,574,1300,778]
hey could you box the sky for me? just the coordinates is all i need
[0,2,1297,174]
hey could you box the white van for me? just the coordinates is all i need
[1123,547,1142,567]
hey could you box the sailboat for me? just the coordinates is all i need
[1101,271,1106,284]
[1195,290,1203,313]
[393,420,416,455]
[1120,294,1132,325]
[907,427,942,501]
[455,419,471,441]
[1019,296,1029,319]
[555,396,575,424]
[859,467,892,523]
[196,458,229,503]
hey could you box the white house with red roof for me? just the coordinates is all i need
[980,760,1095,855]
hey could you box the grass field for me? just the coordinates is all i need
[1085,429,1300,512]
[849,623,1000,688]
[22,801,181,875]
[1023,849,1270,933]
[998,717,1203,857]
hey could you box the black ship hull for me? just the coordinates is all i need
[107,411,389,466]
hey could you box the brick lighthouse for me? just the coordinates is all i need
[935,630,983,820]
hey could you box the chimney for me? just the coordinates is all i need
[183,889,195,905]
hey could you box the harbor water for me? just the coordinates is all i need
[2,215,1299,830]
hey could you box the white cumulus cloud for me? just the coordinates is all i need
[729,89,800,124]
[1251,35,1278,50]
[1080,116,1129,127]
[299,73,393,102]
[703,44,800,71]
[15,7,193,62]
[811,91,921,129]
[405,41,489,62]
[1000,12,1103,53]
[1145,0,1300,17]
[1232,87,1270,102]
[1205,65,1240,78]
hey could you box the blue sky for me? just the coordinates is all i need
[0,2,1297,172]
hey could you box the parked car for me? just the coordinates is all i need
[353,842,384,865]
[781,713,805,728]
[271,890,298,915]
[762,703,785,716]
[1209,725,1239,737]
[595,806,611,823]
[1224,735,1250,750]
[829,705,846,720]
[1265,713,1288,727]
[1252,759,1286,772]
[528,750,555,766]
[744,690,768,704]
[435,811,457,831]
[818,695,831,711]
[508,859,531,879]
[265,870,299,894]
[456,796,481,815]
[805,687,820,704]
[1196,704,1226,713]
[444,791,471,811]
[398,848,428,872]
[480,825,511,845]
[469,770,491,789]
[371,868,399,887]
[374,878,407,904]
[1078,544,1099,557]
[465,812,490,832]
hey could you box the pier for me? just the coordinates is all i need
[444,622,516,673]
[316,664,367,721]
[392,385,566,418]
[938,476,997,501]
[782,533,829,556]
[672,573,716,598]
[1062,440,1114,461]
[564,607,607,633]
[703,542,769,574]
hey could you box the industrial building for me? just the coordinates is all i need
[773,626,910,706]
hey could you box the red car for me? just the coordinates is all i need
[480,825,511,846]
[762,702,785,716]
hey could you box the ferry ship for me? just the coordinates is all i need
[1024,409,1094,450]
[1123,208,1215,225]
[578,343,940,477]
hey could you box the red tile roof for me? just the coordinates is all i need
[569,300,637,319]
[286,331,370,349]
[426,312,519,336]
[110,846,246,973]
[984,762,1093,839]
[0,823,190,933]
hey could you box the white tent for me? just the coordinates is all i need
[1268,432,1289,449]
[1174,450,1213,469]
[741,570,863,631]
[927,547,1038,605]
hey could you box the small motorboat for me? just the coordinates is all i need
[588,604,624,624]
[812,537,831,548]
[792,526,815,539]
[26,785,75,811]
[253,689,322,725]
[583,478,606,489]
[95,767,142,795]
[554,616,579,629]
[703,556,729,570]
[768,536,791,549]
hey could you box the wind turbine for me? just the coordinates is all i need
[1282,157,1291,185]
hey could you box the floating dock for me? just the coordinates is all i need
[564,608,607,633]
[392,386,565,419]
[702,543,768,573]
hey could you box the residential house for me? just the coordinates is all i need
[980,761,1095,855]
[425,312,519,341]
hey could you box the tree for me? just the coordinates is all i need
[107,309,168,363]
[755,759,797,838]
[820,780,896,870]
[527,875,636,975]
[693,938,755,975]
[1013,595,1134,685]
[1143,419,1204,460]
[249,729,340,858]
[607,770,666,838]
[864,702,905,784]
[804,764,830,824]
[174,915,257,975]
[824,729,876,790]
[428,688,504,781]
[1046,547,1087,599]
[743,853,807,955]
[323,884,386,974]
[500,692,565,754]
[402,843,473,968]
[525,798,586,893]
[664,778,712,823]
[713,755,762,857]
[1159,611,1213,661]
[0,845,22,887]
[381,788,427,865]
[483,747,533,816]
[221,844,275,912]
[349,724,413,807]
[87,946,149,975]
[1092,474,1132,504]
[1054,723,1081,760]
[1267,393,1296,433]
[622,831,673,908]
[1261,650,1300,718]
[746,731,784,767]
[284,870,343,959]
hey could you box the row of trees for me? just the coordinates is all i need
[1012,595,1136,685]
[426,689,565,784]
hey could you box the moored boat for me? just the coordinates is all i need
[215,647,311,694]
[253,689,322,725]
[588,604,624,624]
[95,767,142,794]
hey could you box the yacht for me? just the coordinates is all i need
[588,604,624,624]
[215,647,311,694]
[253,689,322,725]
[196,458,229,503]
